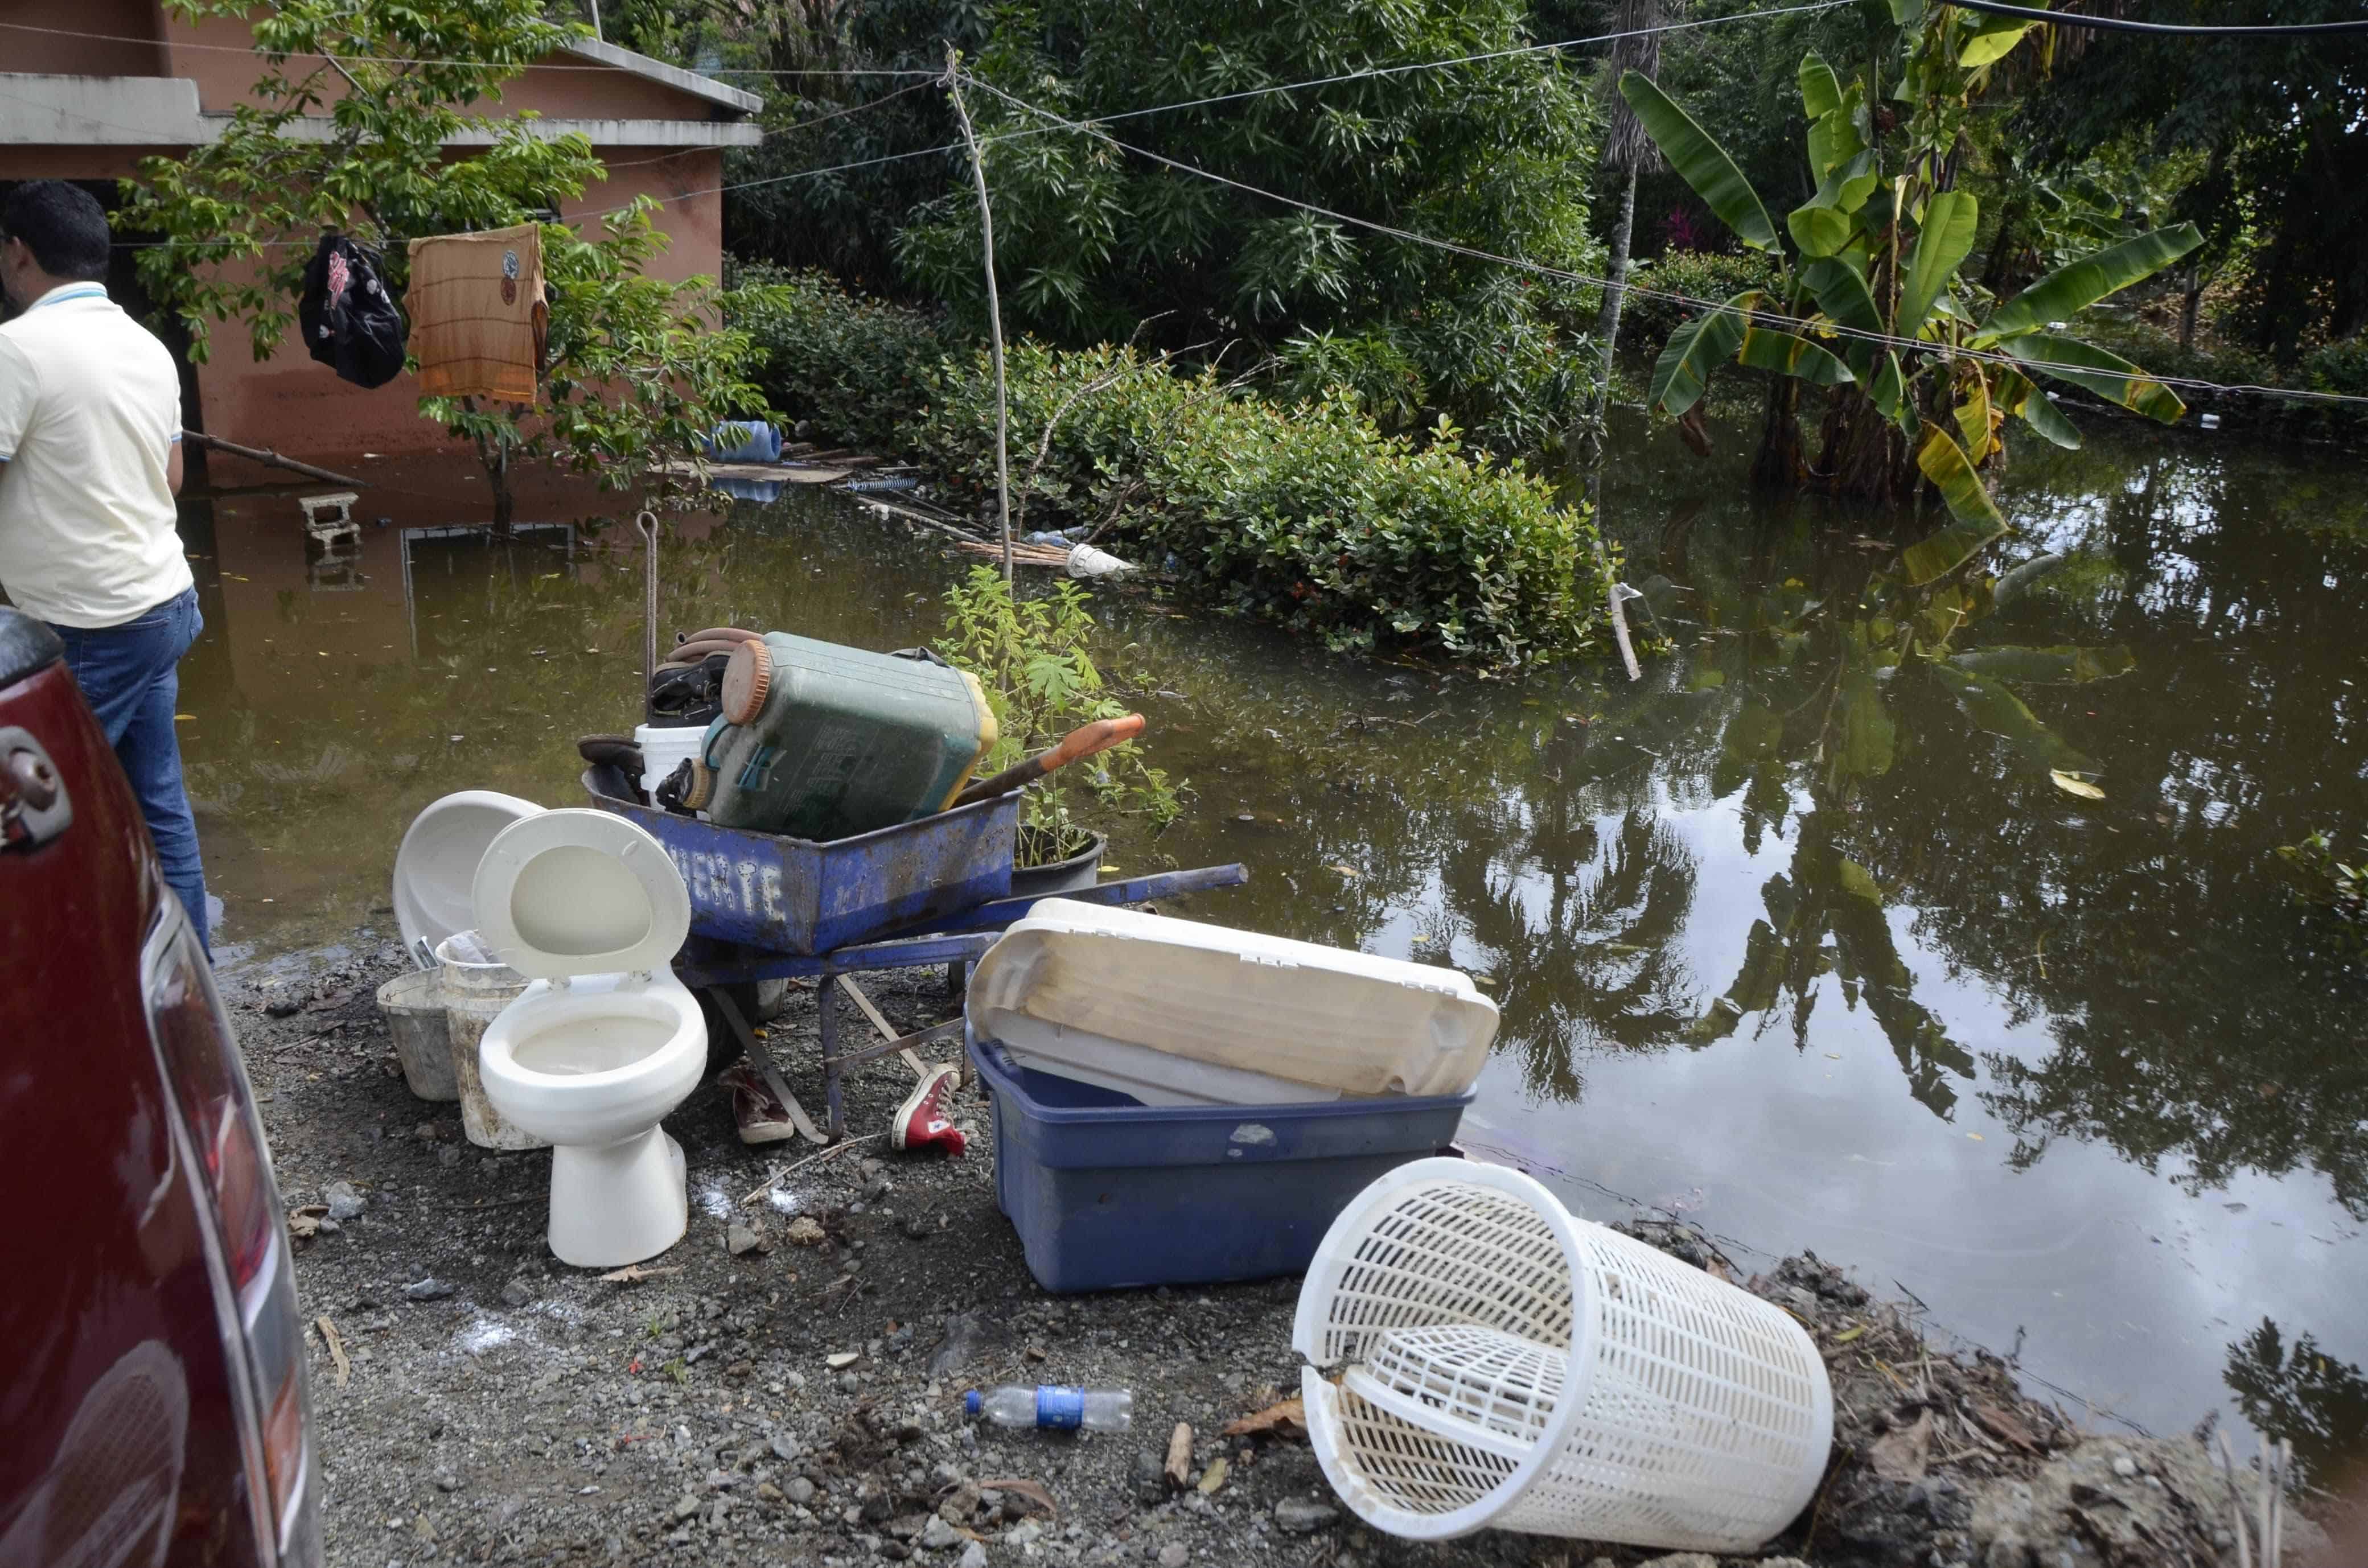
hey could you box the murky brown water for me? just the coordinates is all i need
[172,414,2368,1471]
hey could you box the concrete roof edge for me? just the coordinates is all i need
[559,38,764,116]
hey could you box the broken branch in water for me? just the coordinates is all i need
[183,431,368,488]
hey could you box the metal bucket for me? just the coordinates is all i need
[433,932,546,1150]
[377,968,458,1101]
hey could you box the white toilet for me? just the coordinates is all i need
[470,808,706,1268]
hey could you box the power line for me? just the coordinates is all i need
[1941,0,2368,37]
[957,73,2368,411]
[1047,0,1853,131]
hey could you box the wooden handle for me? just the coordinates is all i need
[952,713,1146,808]
[1043,713,1145,769]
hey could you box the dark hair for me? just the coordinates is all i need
[1,182,111,283]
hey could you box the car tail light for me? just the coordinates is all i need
[143,902,321,1566]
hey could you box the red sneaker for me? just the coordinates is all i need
[891,1065,967,1156]
[718,1062,799,1146]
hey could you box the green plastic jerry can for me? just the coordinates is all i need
[686,633,998,841]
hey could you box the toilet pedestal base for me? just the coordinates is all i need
[547,1127,688,1267]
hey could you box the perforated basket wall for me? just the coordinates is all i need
[1293,1159,1832,1549]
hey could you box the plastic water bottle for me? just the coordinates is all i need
[964,1385,1133,1433]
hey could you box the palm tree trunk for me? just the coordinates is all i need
[1583,165,1641,467]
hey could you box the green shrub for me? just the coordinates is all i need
[934,566,1179,862]
[742,269,1609,665]
[1616,250,1787,361]
[729,261,960,455]
[908,344,1608,664]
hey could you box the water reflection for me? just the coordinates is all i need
[2226,1320,2368,1495]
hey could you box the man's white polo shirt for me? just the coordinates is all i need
[0,282,192,628]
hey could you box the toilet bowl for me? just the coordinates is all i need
[470,808,704,1268]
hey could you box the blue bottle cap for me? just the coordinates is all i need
[964,1390,982,1416]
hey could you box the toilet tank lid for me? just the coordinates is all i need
[470,808,691,981]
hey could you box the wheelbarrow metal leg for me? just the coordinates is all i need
[820,981,845,1142]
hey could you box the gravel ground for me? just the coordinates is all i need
[225,929,2329,1568]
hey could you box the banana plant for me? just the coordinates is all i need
[1617,2,2201,581]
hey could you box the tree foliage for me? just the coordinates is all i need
[2017,0,2368,362]
[1620,0,2197,544]
[123,0,771,499]
[893,0,1604,451]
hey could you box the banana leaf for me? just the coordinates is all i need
[1925,662,2095,772]
[1960,16,2037,67]
[1808,154,1881,216]
[1994,367,2083,448]
[1871,350,1909,427]
[2004,333,2186,424]
[1737,323,1855,385]
[1900,424,2009,586]
[1981,225,2203,340]
[1798,52,1843,119]
[1648,290,1757,416]
[1954,367,1992,462]
[1618,73,1779,252]
[1897,190,1978,338]
[1787,203,1853,258]
[1807,109,1868,185]
[1802,255,1882,337]
[1947,645,2136,683]
[2017,388,2083,447]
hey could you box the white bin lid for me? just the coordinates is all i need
[470,808,690,981]
[967,899,1499,1102]
[392,791,544,966]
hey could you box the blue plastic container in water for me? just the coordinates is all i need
[706,420,783,463]
[967,1036,1473,1293]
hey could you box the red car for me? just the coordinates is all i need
[0,604,320,1567]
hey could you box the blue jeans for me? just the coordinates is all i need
[51,588,210,953]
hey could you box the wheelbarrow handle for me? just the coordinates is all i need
[951,713,1145,808]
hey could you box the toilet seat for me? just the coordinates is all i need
[471,808,690,981]
[469,809,703,1268]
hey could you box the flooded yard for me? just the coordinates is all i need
[176,412,2368,1475]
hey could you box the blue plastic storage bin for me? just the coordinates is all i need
[968,1035,1473,1293]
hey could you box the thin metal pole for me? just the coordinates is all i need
[946,55,1014,585]
[636,509,659,725]
[589,0,603,40]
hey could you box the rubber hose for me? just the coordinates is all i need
[674,627,762,648]
[660,639,754,666]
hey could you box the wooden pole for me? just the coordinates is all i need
[945,53,1015,585]
[181,431,367,489]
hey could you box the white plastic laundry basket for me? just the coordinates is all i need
[1293,1159,1832,1551]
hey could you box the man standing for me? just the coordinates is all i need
[0,181,209,951]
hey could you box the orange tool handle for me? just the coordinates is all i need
[1043,713,1144,769]
[953,713,1146,807]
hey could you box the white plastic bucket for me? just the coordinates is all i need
[1065,543,1135,580]
[433,932,546,1150]
[377,968,458,1101]
[1294,1159,1832,1551]
[635,722,709,801]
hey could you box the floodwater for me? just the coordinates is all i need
[170,411,2368,1473]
